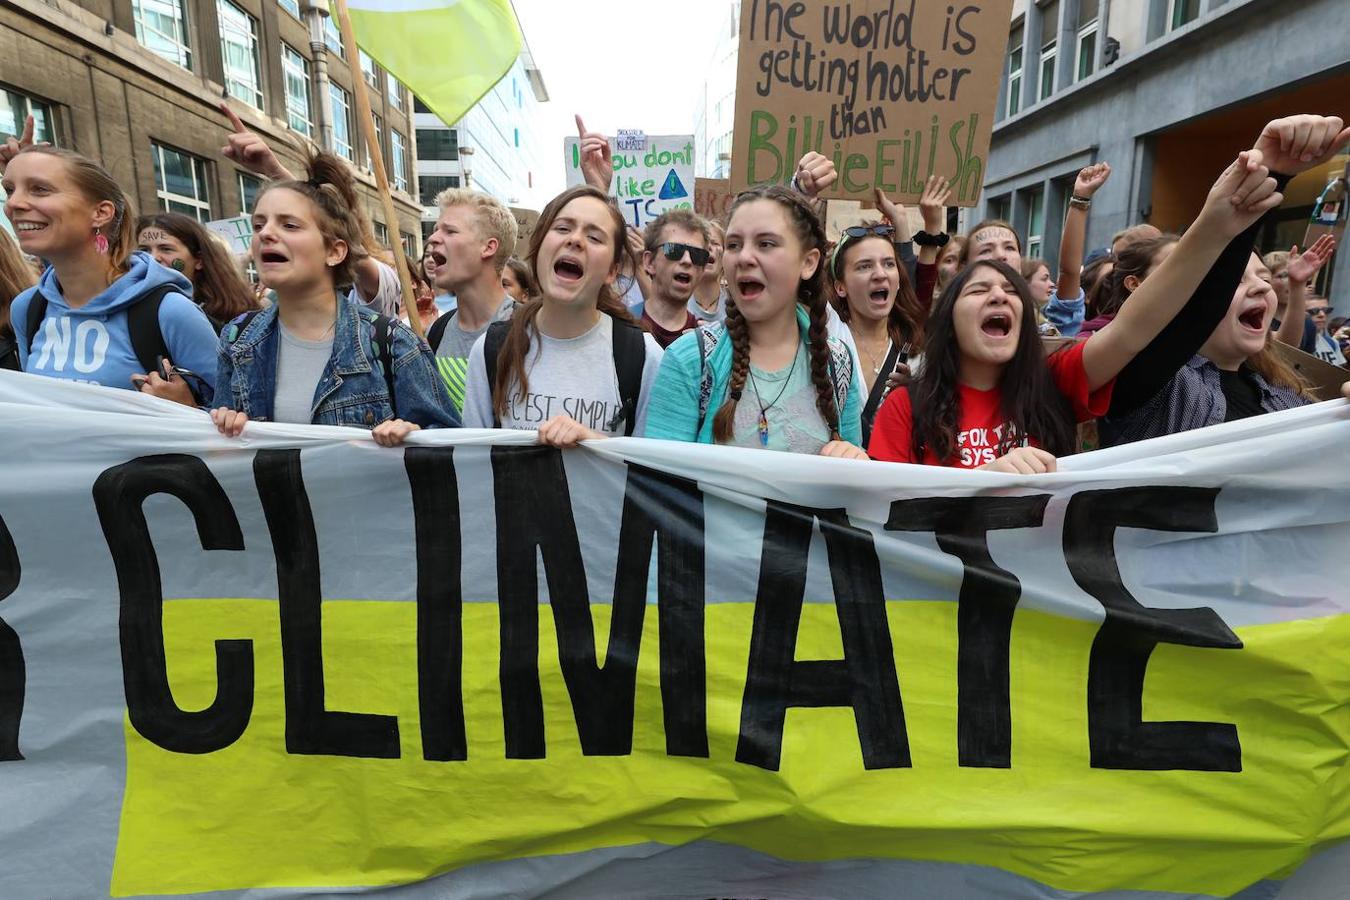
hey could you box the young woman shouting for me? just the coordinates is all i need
[644,185,865,458]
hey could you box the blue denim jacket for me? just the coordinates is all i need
[212,294,459,429]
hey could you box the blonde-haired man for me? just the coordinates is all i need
[424,188,520,414]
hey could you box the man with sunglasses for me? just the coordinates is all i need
[1307,295,1346,365]
[640,210,713,348]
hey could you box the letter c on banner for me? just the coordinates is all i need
[93,454,253,754]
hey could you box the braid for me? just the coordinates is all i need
[712,299,751,443]
[804,288,841,439]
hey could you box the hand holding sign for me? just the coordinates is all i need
[794,152,837,199]
[575,115,613,193]
[221,102,294,181]
[0,115,45,174]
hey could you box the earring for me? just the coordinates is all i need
[93,228,109,255]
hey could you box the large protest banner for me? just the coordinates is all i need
[564,133,695,228]
[0,372,1347,899]
[731,0,1015,205]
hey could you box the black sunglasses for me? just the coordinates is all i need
[1308,306,1334,315]
[840,224,896,240]
[659,242,712,266]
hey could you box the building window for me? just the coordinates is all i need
[401,232,416,258]
[988,194,1012,223]
[1006,26,1023,118]
[237,172,262,216]
[391,131,408,193]
[372,220,388,246]
[418,174,460,206]
[1075,0,1099,81]
[387,76,404,112]
[1038,1,1058,101]
[1169,0,1201,30]
[133,0,192,70]
[329,83,353,161]
[416,128,459,161]
[414,95,430,114]
[1,88,55,145]
[369,113,383,170]
[152,142,211,222]
[278,0,301,18]
[1025,187,1045,259]
[359,50,379,88]
[218,1,262,109]
[324,15,345,58]
[281,44,313,138]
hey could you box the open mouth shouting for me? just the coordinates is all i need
[736,276,766,303]
[258,247,290,267]
[980,310,1014,338]
[1237,302,1268,333]
[553,255,585,285]
[868,287,891,308]
[672,271,693,288]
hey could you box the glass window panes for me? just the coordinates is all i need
[387,76,404,112]
[372,220,388,245]
[416,128,458,161]
[1077,27,1097,80]
[152,142,210,222]
[391,131,408,193]
[1039,45,1056,100]
[330,84,353,161]
[1006,26,1023,118]
[1040,1,1059,47]
[218,1,262,109]
[1171,0,1200,28]
[237,172,262,216]
[133,0,192,70]
[324,16,345,58]
[360,50,378,87]
[369,114,383,170]
[418,175,461,206]
[0,89,54,144]
[1078,0,1099,26]
[282,44,312,137]
[1026,187,1045,258]
[278,0,301,18]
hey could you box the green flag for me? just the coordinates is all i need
[347,0,521,127]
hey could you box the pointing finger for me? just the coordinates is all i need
[220,101,247,135]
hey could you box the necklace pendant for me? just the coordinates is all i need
[872,364,881,374]
[757,411,769,447]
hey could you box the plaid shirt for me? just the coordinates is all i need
[1099,355,1308,447]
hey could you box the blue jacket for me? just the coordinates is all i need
[212,294,459,429]
[1044,289,1087,337]
[11,251,218,394]
[643,304,863,446]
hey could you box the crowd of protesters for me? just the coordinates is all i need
[0,107,1347,472]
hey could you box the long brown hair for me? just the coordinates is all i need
[912,260,1076,463]
[492,184,636,419]
[255,151,369,289]
[0,226,35,340]
[136,212,257,323]
[712,184,840,444]
[828,228,924,348]
[1088,234,1179,319]
[12,145,136,277]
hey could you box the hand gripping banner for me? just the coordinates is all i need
[0,372,1346,899]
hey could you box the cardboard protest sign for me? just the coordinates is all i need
[695,177,736,223]
[1273,340,1349,400]
[205,215,253,255]
[564,134,695,229]
[731,0,1014,205]
[822,197,919,242]
[509,207,540,251]
[3,373,1350,898]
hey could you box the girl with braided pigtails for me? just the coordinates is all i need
[643,185,866,459]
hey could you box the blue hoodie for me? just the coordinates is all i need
[11,251,219,396]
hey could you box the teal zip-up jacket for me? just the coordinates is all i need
[642,304,863,446]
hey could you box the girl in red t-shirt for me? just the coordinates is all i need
[869,149,1286,474]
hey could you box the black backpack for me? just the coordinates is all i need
[481,318,646,436]
[25,283,179,377]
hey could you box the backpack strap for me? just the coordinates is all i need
[369,313,399,419]
[695,323,722,433]
[607,320,647,437]
[427,309,455,353]
[23,290,48,356]
[222,309,264,345]
[482,320,513,428]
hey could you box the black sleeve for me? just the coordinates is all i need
[1107,174,1291,416]
[895,240,918,290]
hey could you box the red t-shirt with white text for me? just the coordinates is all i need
[868,341,1113,468]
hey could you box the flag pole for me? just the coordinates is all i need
[331,0,426,339]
